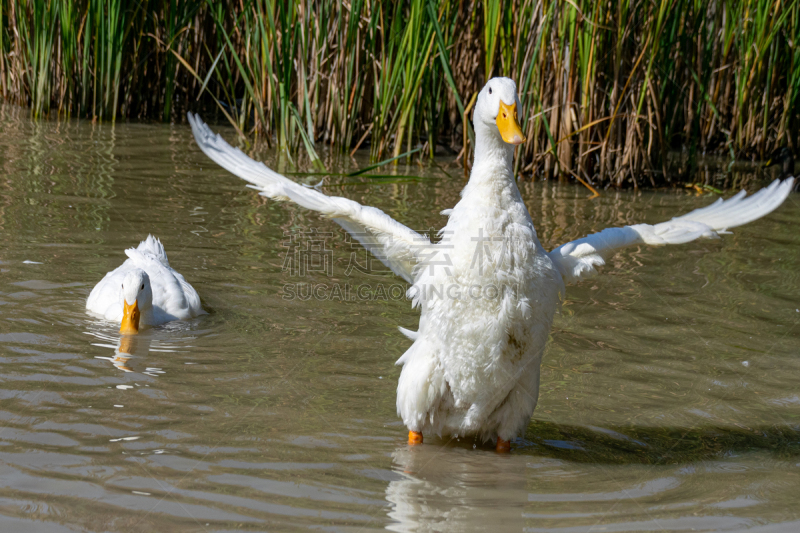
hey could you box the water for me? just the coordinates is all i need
[1,104,799,532]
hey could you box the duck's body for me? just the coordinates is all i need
[188,78,794,450]
[398,119,563,442]
[87,235,204,331]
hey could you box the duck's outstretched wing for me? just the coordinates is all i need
[188,113,428,283]
[549,178,795,285]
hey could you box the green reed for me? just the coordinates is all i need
[1,0,798,186]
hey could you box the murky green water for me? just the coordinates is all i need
[1,104,799,532]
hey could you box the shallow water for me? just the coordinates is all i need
[0,104,799,532]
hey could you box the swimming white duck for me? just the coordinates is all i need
[188,78,794,452]
[86,235,204,334]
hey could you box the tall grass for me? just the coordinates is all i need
[1,0,798,187]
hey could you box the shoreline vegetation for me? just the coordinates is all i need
[1,0,798,187]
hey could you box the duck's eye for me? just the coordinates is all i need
[488,87,492,94]
[141,284,144,290]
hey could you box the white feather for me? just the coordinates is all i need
[549,177,794,285]
[86,235,205,326]
[188,113,429,283]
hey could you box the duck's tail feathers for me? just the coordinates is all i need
[136,235,170,267]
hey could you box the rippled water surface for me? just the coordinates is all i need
[1,105,799,532]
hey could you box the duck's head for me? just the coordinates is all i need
[120,269,152,335]
[764,147,794,176]
[474,77,526,146]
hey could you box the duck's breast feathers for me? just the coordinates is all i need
[124,247,204,320]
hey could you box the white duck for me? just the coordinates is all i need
[188,78,794,452]
[86,235,204,334]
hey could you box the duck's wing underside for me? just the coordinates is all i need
[548,177,795,285]
[188,113,427,283]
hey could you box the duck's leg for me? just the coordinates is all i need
[408,431,423,445]
[496,437,511,453]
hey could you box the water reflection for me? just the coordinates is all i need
[386,419,800,531]
[85,327,185,376]
[88,331,152,373]
[387,445,529,532]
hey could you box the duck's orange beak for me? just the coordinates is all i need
[496,101,526,145]
[120,300,140,335]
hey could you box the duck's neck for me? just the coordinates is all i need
[467,121,516,188]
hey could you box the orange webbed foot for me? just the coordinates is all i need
[496,437,511,453]
[408,430,423,445]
